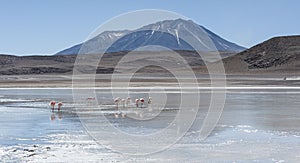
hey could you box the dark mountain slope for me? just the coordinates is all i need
[222,35,300,74]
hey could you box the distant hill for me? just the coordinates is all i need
[1,35,299,76]
[222,35,300,74]
[0,55,76,75]
[0,50,203,75]
[56,19,246,56]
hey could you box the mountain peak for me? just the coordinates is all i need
[139,18,199,31]
[56,19,246,55]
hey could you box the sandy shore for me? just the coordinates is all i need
[0,73,299,88]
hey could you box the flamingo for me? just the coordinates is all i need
[140,98,145,108]
[114,97,121,107]
[50,101,56,110]
[114,113,119,118]
[121,99,126,108]
[148,97,152,104]
[121,112,126,118]
[126,97,131,107]
[135,99,140,108]
[86,97,95,100]
[58,102,63,110]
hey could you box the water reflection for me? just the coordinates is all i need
[50,110,63,121]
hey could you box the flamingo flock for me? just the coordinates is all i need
[114,97,152,108]
[112,96,153,118]
[49,101,63,110]
[49,101,63,121]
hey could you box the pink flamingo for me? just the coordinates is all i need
[58,102,63,110]
[114,97,121,107]
[50,101,56,110]
[135,99,140,108]
[140,98,145,108]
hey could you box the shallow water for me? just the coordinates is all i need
[0,88,299,162]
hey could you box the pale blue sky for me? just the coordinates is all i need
[0,0,299,55]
